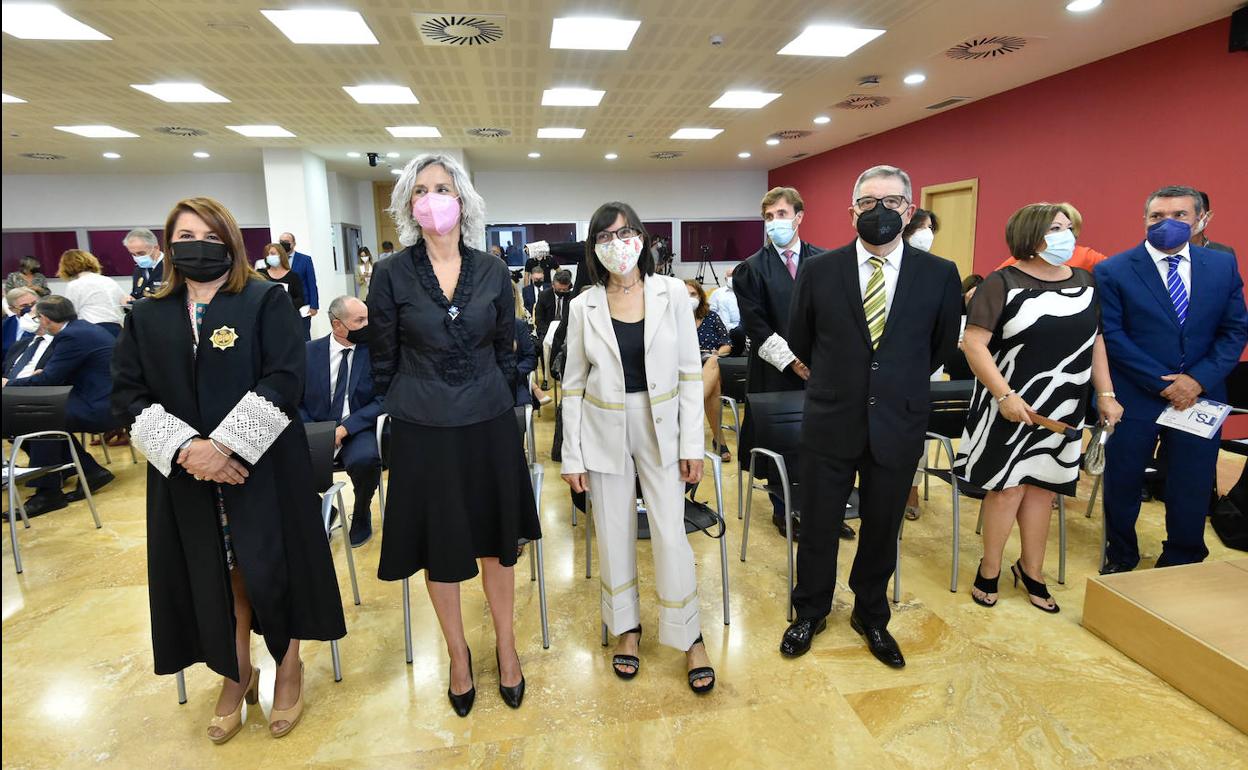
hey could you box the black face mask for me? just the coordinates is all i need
[171,240,233,283]
[280,241,294,254]
[554,289,571,298]
[856,206,905,246]
[345,325,370,345]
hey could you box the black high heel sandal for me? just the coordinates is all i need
[1011,559,1060,614]
[447,648,476,717]
[612,626,642,680]
[971,559,1000,608]
[496,649,526,709]
[686,635,716,694]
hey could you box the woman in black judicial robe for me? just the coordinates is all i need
[112,196,345,744]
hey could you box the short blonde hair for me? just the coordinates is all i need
[760,187,804,216]
[1056,202,1083,237]
[58,249,101,279]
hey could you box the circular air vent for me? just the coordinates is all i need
[155,126,209,137]
[771,129,813,140]
[419,15,504,46]
[946,35,1027,60]
[834,95,892,110]
[20,152,66,161]
[466,127,511,138]
[649,151,684,160]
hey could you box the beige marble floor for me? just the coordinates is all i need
[3,416,1247,769]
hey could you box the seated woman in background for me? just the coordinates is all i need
[258,242,306,311]
[58,249,126,336]
[684,279,732,462]
[4,255,51,297]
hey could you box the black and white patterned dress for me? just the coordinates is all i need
[955,266,1099,496]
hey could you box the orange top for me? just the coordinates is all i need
[994,244,1109,273]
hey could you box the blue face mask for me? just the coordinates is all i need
[1147,218,1191,251]
[133,254,155,269]
[765,218,797,248]
[1039,229,1076,266]
[266,254,282,268]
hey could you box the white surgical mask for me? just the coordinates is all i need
[18,314,39,334]
[687,296,700,310]
[266,254,282,268]
[726,277,733,289]
[1039,229,1077,266]
[594,236,644,275]
[765,218,797,248]
[907,227,935,252]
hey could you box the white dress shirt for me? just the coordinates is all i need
[707,285,740,329]
[64,272,126,326]
[13,335,48,379]
[855,238,905,320]
[328,335,355,422]
[1144,240,1192,297]
[775,239,803,273]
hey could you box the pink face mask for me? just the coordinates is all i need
[412,192,461,236]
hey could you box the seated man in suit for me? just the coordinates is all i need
[3,295,116,516]
[521,266,545,316]
[3,286,39,360]
[299,295,383,547]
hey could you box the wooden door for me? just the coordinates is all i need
[921,179,978,279]
[373,182,399,252]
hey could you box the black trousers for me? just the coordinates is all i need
[25,435,105,491]
[790,447,911,627]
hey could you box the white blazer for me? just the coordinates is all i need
[561,275,704,475]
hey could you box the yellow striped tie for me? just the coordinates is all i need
[863,256,886,349]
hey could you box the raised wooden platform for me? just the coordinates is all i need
[1083,559,1248,734]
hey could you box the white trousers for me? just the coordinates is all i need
[588,392,701,651]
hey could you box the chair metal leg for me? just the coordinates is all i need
[537,539,550,649]
[65,437,102,529]
[893,519,903,604]
[129,442,137,464]
[710,455,730,625]
[601,621,608,647]
[377,471,386,520]
[923,439,931,502]
[737,461,745,520]
[941,437,959,594]
[98,435,112,465]
[740,455,756,560]
[402,578,413,665]
[1057,495,1067,585]
[336,490,360,606]
[585,508,593,579]
[7,462,23,574]
[176,670,187,705]
[330,639,342,682]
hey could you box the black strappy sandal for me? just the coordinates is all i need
[1011,559,1060,614]
[971,559,999,608]
[686,635,715,694]
[612,626,642,679]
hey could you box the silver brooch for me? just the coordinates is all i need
[447,305,460,319]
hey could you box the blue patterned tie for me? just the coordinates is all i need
[1166,255,1188,325]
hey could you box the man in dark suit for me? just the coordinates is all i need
[122,227,166,304]
[280,231,319,340]
[521,266,545,316]
[534,269,572,347]
[3,295,116,516]
[3,286,38,360]
[1096,185,1248,573]
[299,295,383,546]
[779,165,961,667]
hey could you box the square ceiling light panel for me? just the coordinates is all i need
[710,90,781,109]
[550,17,640,50]
[386,126,442,138]
[261,9,378,44]
[131,83,230,103]
[537,127,586,139]
[226,125,296,137]
[344,85,419,104]
[2,92,27,103]
[670,128,723,140]
[2,3,110,40]
[778,25,885,57]
[542,88,606,107]
[54,125,139,138]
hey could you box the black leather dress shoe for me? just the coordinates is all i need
[780,616,827,657]
[773,513,800,541]
[348,512,373,548]
[849,614,905,668]
[1099,561,1135,575]
[21,491,68,518]
[65,469,115,502]
[840,523,856,540]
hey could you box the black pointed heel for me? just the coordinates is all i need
[686,635,716,694]
[1011,559,1060,614]
[971,559,1000,608]
[496,649,526,709]
[448,648,475,717]
[612,626,642,679]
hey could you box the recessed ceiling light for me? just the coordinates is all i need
[813,115,831,125]
[54,125,139,138]
[386,152,400,158]
[390,169,402,175]
[1,4,110,40]
[2,93,27,103]
[260,9,378,45]
[131,83,229,103]
[604,152,618,160]
[765,138,781,146]
[550,17,640,50]
[1066,0,1102,11]
[347,151,361,158]
[193,151,211,159]
[542,88,606,107]
[537,127,586,139]
[710,91,781,109]
[527,152,541,159]
[903,73,926,85]
[670,128,722,140]
[101,152,121,159]
[226,125,295,138]
[386,126,441,138]
[778,25,885,57]
[737,152,751,159]
[343,85,418,104]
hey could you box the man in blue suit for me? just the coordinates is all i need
[1095,185,1248,573]
[3,296,116,516]
[2,287,39,360]
[280,231,319,340]
[299,295,382,546]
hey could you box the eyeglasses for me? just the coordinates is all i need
[594,227,640,245]
[854,195,910,211]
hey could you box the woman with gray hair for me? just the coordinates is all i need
[368,153,541,716]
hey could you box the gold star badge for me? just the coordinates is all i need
[209,325,238,351]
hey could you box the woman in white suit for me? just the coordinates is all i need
[561,202,716,693]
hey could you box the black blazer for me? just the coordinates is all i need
[789,241,962,468]
[9,319,116,431]
[3,333,51,377]
[298,336,383,437]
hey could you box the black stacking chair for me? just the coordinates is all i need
[3,386,103,575]
[717,356,748,452]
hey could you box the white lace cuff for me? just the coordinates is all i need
[758,333,797,372]
[131,404,199,478]
[209,391,291,465]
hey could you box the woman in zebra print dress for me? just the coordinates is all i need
[955,203,1123,612]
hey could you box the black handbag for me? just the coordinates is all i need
[1211,460,1248,552]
